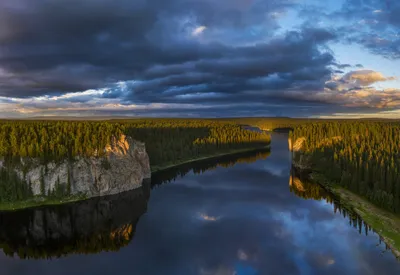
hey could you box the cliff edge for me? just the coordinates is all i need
[289,136,311,170]
[1,135,151,199]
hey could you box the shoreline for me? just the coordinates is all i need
[0,145,270,212]
[150,145,270,173]
[0,194,88,212]
[306,171,400,259]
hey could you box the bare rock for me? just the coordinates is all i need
[10,135,151,198]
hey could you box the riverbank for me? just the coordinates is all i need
[309,172,400,259]
[150,145,270,173]
[0,145,270,211]
[0,193,88,212]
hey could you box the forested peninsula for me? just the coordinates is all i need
[0,119,271,210]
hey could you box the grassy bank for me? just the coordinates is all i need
[150,145,270,173]
[310,172,400,258]
[0,194,87,212]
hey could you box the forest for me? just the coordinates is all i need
[0,119,271,203]
[290,121,400,213]
[0,119,270,165]
[122,119,270,168]
[229,117,396,132]
[226,117,316,130]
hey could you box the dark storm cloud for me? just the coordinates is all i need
[0,0,337,111]
[4,0,398,118]
[0,0,293,92]
[120,28,336,105]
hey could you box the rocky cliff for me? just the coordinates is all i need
[289,135,343,171]
[289,136,312,170]
[1,134,151,199]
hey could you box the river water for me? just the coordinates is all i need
[0,133,399,275]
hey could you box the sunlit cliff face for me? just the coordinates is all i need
[0,0,400,118]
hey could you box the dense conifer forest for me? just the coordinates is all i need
[0,119,270,164]
[122,119,270,168]
[0,119,270,203]
[229,117,396,131]
[0,121,123,160]
[226,117,319,131]
[290,121,400,213]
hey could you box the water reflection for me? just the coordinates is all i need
[289,172,333,202]
[0,149,270,260]
[151,148,270,186]
[0,182,150,259]
[289,171,390,249]
[0,135,399,274]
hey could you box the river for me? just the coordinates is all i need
[0,133,399,274]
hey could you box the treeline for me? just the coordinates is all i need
[122,119,270,167]
[0,121,123,203]
[0,119,270,202]
[291,121,400,213]
[226,117,316,130]
[0,121,123,161]
[227,117,397,131]
[0,168,33,203]
[0,119,270,166]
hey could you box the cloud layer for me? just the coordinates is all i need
[0,0,399,117]
[318,69,399,108]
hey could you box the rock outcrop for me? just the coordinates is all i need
[1,135,151,199]
[289,135,343,171]
[289,137,306,152]
[289,136,312,170]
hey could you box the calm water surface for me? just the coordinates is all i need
[0,133,399,275]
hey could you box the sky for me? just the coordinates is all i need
[0,0,400,118]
